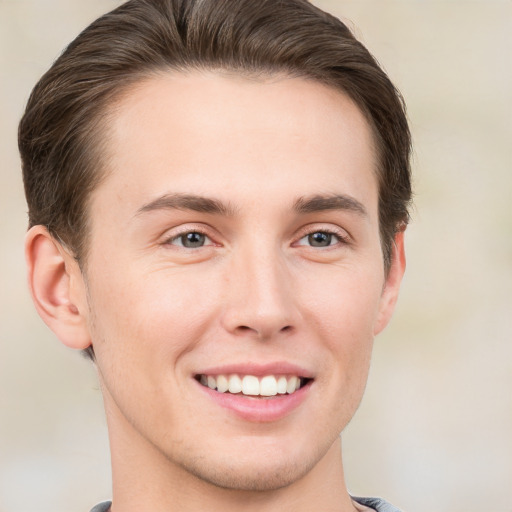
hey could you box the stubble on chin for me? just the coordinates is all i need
[168,437,338,495]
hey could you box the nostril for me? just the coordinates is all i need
[228,315,295,338]
[236,324,292,336]
[235,324,293,336]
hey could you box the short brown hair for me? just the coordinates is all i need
[19,0,411,281]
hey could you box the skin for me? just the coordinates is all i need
[26,71,406,512]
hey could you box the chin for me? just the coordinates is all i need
[190,462,312,492]
[175,448,319,492]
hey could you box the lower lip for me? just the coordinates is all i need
[195,380,312,422]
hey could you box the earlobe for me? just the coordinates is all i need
[25,226,91,350]
[373,230,407,336]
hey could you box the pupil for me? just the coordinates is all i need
[183,232,205,247]
[309,232,331,247]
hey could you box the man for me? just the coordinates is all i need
[19,0,411,511]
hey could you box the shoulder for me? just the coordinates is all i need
[90,497,403,512]
[89,502,111,512]
[353,496,405,512]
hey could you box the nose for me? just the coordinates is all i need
[220,247,299,341]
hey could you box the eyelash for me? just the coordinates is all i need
[164,227,215,249]
[163,225,350,251]
[294,227,350,249]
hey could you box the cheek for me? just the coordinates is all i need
[297,264,382,399]
[85,268,216,427]
[300,263,384,342]
[85,263,221,368]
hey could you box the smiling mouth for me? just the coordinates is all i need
[195,374,312,397]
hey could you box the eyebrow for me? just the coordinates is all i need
[293,194,368,217]
[136,193,237,217]
[136,192,367,218]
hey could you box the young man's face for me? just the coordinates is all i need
[75,71,403,490]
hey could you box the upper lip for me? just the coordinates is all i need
[195,362,314,378]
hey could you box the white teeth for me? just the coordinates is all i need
[216,374,229,393]
[277,376,287,394]
[228,374,243,394]
[199,373,307,396]
[260,376,277,396]
[287,376,298,394]
[207,375,216,390]
[242,375,260,395]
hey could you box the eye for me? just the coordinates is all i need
[296,230,346,248]
[307,232,335,247]
[169,231,212,248]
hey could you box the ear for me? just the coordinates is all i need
[25,225,91,350]
[373,230,406,336]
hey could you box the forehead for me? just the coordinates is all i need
[94,70,378,217]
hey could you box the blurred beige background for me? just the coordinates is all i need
[1,1,511,511]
